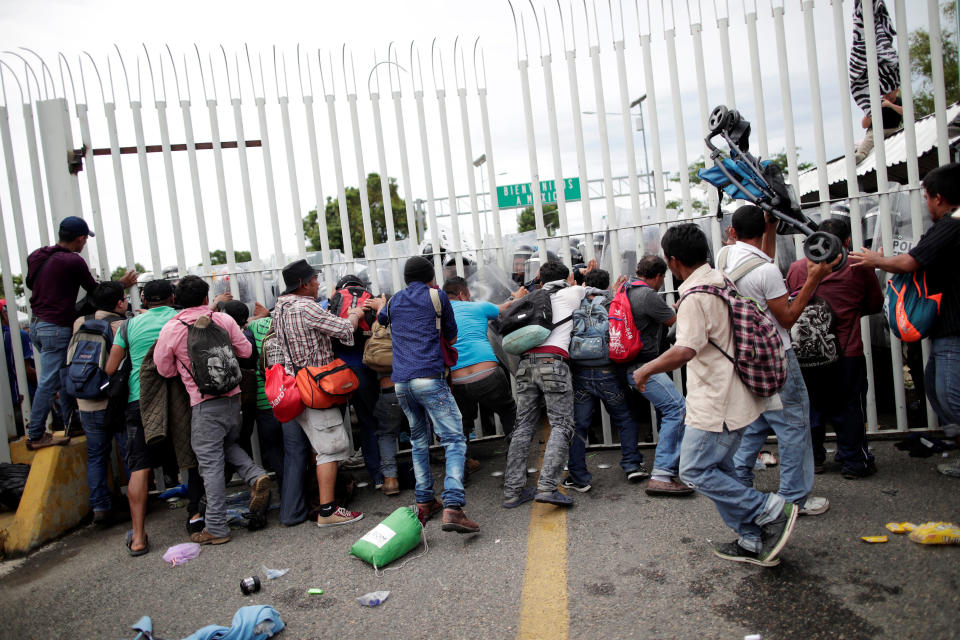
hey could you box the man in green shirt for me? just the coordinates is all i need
[247,316,307,525]
[105,280,178,556]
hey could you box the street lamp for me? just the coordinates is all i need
[583,94,653,206]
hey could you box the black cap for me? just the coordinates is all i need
[60,216,94,238]
[282,259,319,295]
[142,279,175,303]
[336,274,365,290]
[403,256,435,285]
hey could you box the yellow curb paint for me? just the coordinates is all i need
[516,421,568,640]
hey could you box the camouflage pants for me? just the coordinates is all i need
[504,355,575,497]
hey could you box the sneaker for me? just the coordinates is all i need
[466,458,482,475]
[645,478,694,496]
[190,529,231,545]
[561,478,592,493]
[714,541,780,567]
[316,507,364,528]
[25,432,69,450]
[938,459,960,478]
[441,507,480,533]
[626,465,650,482]
[248,475,272,513]
[416,499,444,526]
[186,514,205,535]
[758,502,799,564]
[799,496,830,516]
[503,487,536,508]
[534,489,574,507]
[841,461,877,479]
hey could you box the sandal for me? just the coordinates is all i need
[125,530,150,557]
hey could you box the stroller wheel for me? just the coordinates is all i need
[803,232,847,271]
[708,105,730,135]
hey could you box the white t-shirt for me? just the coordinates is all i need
[538,281,588,353]
[720,242,792,350]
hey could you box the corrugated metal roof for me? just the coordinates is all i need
[797,103,960,200]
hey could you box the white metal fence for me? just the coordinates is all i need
[0,0,955,462]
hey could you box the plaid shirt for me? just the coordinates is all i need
[271,294,354,374]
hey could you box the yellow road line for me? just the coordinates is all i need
[516,422,568,640]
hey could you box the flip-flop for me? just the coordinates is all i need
[125,530,149,557]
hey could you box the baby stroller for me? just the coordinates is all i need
[697,105,846,269]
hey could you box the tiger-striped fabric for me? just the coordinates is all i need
[849,0,900,114]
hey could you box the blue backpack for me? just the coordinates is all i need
[64,315,121,399]
[569,296,611,367]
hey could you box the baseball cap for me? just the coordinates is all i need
[59,216,95,238]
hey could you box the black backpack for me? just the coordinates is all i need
[178,315,243,396]
[496,284,568,336]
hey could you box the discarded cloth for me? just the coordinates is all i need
[131,605,284,640]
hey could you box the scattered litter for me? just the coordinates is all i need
[495,539,501,544]
[163,542,201,566]
[357,590,390,607]
[225,490,251,506]
[307,588,324,595]
[944,452,950,458]
[597,463,612,469]
[881,489,899,496]
[240,576,261,595]
[526,467,538,474]
[885,522,916,534]
[491,471,504,477]
[356,481,370,488]
[263,566,289,580]
[744,635,763,640]
[861,535,888,543]
[908,522,960,545]
[167,498,185,510]
[588,453,599,459]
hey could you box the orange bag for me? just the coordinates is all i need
[295,358,359,409]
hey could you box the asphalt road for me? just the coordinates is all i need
[0,438,958,640]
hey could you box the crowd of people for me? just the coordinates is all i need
[10,162,960,567]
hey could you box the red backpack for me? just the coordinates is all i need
[329,285,375,333]
[608,280,647,363]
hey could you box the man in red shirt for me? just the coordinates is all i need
[787,218,883,478]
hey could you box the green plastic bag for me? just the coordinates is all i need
[349,506,423,570]
[502,324,551,355]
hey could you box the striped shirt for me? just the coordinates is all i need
[271,294,354,374]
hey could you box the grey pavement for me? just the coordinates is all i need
[0,438,958,639]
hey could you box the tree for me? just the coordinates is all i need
[208,250,252,266]
[0,274,24,300]
[303,173,409,258]
[112,263,145,281]
[517,203,559,235]
[909,1,959,117]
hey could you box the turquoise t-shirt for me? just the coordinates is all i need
[449,300,500,371]
[114,305,178,403]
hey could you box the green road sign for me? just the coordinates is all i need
[496,177,581,209]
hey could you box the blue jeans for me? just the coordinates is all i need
[625,370,687,478]
[733,350,814,507]
[349,365,383,485]
[80,409,128,512]
[279,417,311,526]
[926,336,960,430]
[568,367,644,485]
[395,377,467,507]
[680,424,785,552]
[28,321,73,440]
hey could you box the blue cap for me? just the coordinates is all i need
[59,216,94,238]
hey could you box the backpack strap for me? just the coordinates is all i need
[428,288,442,331]
[717,246,768,283]
[677,283,737,363]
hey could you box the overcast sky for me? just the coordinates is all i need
[0,0,940,276]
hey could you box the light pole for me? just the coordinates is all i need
[584,94,653,206]
[473,154,488,243]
